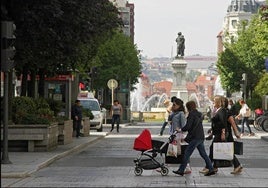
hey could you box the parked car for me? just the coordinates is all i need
[78,92,104,132]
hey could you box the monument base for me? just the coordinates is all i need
[170,90,188,103]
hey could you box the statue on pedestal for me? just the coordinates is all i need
[175,32,185,58]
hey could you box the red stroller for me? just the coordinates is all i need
[133,129,175,176]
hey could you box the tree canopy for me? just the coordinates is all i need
[217,5,268,99]
[92,31,142,91]
[1,0,124,97]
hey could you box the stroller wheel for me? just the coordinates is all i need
[161,166,169,176]
[134,167,143,176]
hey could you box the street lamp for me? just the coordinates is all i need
[241,73,247,101]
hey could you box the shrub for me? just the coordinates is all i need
[82,108,94,120]
[12,96,37,124]
[46,98,63,116]
[11,96,55,124]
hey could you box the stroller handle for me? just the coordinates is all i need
[169,129,182,142]
[172,129,182,135]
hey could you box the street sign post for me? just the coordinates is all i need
[107,79,118,105]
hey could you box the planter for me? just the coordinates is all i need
[58,120,73,145]
[81,117,90,137]
[1,123,58,152]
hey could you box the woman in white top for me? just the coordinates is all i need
[235,99,254,136]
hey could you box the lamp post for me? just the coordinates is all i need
[242,73,247,101]
[265,57,268,72]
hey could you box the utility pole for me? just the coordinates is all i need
[242,73,247,101]
[1,21,16,164]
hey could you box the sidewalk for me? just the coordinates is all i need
[1,123,268,182]
[1,132,107,178]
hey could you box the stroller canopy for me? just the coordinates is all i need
[133,129,152,151]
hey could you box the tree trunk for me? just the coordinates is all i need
[28,72,36,98]
[20,66,28,96]
[38,69,45,98]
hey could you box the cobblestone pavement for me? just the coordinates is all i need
[1,123,268,187]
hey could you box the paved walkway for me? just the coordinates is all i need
[1,123,268,187]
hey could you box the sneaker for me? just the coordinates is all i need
[173,170,184,176]
[199,168,209,174]
[231,166,243,174]
[204,170,216,176]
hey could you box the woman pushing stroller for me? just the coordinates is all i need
[169,98,191,174]
[172,100,216,176]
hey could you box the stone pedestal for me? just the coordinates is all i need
[58,120,73,145]
[170,58,188,103]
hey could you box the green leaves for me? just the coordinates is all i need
[3,0,122,96]
[217,9,268,98]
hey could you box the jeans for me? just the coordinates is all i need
[160,121,168,135]
[111,114,120,131]
[241,117,252,134]
[178,139,214,173]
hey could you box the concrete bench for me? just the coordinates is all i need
[1,134,44,152]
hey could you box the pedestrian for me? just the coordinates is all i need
[199,95,228,174]
[228,99,241,132]
[170,98,191,174]
[224,97,243,174]
[206,106,212,122]
[110,99,123,133]
[172,100,216,176]
[235,99,254,136]
[71,100,83,138]
[159,97,175,136]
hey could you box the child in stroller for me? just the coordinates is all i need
[133,129,177,176]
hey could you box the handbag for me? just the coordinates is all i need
[244,108,251,117]
[214,159,233,168]
[165,144,188,164]
[213,142,234,160]
[234,141,243,155]
[166,142,177,157]
[167,138,181,156]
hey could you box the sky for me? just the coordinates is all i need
[128,0,231,58]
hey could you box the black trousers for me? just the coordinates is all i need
[73,120,81,137]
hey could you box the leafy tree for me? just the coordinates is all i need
[217,6,268,99]
[2,0,122,97]
[92,31,142,91]
[255,73,268,96]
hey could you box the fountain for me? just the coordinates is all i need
[189,93,201,108]
[130,79,168,112]
[214,76,226,96]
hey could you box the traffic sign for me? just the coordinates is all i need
[107,79,118,89]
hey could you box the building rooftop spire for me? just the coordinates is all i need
[227,0,260,13]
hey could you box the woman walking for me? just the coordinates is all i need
[199,95,228,174]
[172,100,215,176]
[224,97,243,174]
[169,98,191,174]
[110,99,123,133]
[235,99,254,136]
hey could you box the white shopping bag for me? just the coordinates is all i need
[213,142,234,160]
[167,142,177,157]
